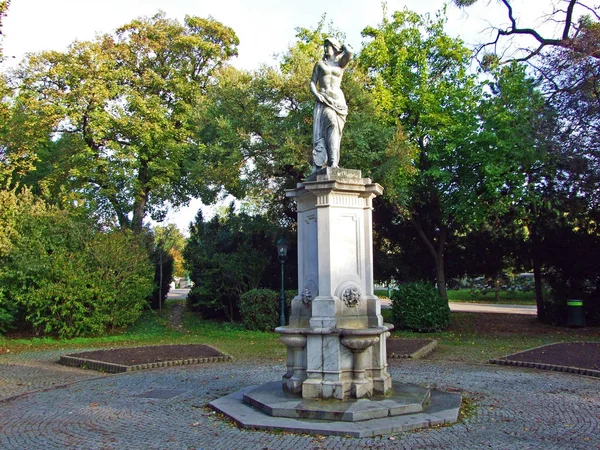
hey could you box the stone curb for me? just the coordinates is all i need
[60,353,233,374]
[489,358,600,378]
[388,340,438,360]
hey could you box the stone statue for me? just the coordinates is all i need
[310,37,353,172]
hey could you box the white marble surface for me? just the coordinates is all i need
[280,170,391,399]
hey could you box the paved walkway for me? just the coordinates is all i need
[448,302,537,315]
[378,297,537,315]
[1,348,598,449]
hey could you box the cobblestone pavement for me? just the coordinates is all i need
[0,351,599,449]
[0,349,104,401]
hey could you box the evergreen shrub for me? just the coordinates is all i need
[391,281,450,332]
[239,289,296,331]
[239,289,279,331]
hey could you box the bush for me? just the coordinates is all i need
[239,289,279,331]
[184,207,276,321]
[0,189,154,337]
[11,227,153,337]
[0,290,18,333]
[239,288,296,331]
[391,281,450,332]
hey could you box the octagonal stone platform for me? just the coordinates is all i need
[243,381,430,422]
[210,381,462,438]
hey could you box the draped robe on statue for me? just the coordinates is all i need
[312,91,347,168]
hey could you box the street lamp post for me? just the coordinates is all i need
[277,237,289,327]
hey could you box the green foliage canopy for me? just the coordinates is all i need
[359,9,554,298]
[184,206,278,321]
[10,12,239,231]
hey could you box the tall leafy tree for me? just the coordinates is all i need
[540,18,600,215]
[1,0,49,188]
[11,12,239,231]
[478,63,559,316]
[184,206,283,321]
[359,9,483,299]
[455,0,600,320]
[452,0,599,62]
[359,9,552,300]
[451,1,599,216]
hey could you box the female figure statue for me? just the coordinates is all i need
[310,37,353,172]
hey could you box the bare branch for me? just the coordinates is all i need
[460,0,600,61]
[577,1,600,21]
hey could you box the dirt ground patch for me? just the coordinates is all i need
[387,339,436,358]
[65,344,225,366]
[500,342,600,371]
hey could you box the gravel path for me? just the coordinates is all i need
[1,349,599,449]
[167,301,186,330]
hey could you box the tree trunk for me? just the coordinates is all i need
[132,163,150,233]
[495,278,501,302]
[131,197,147,232]
[411,218,449,301]
[435,225,448,301]
[435,254,448,301]
[533,252,545,319]
[159,249,163,313]
[528,199,545,321]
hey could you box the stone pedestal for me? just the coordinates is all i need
[276,168,393,399]
[210,168,462,436]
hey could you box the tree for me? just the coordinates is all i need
[11,12,239,231]
[454,1,600,320]
[154,224,186,278]
[451,2,599,212]
[1,0,52,191]
[540,27,600,215]
[183,206,284,321]
[452,2,599,194]
[359,9,553,300]
[359,9,484,300]
[192,20,397,228]
[150,224,187,311]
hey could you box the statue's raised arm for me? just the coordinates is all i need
[310,37,352,172]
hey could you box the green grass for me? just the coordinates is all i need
[389,312,599,364]
[375,289,391,299]
[0,301,285,361]
[2,301,597,365]
[447,289,536,305]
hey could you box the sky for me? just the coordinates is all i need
[1,0,554,233]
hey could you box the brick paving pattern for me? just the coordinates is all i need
[1,350,599,449]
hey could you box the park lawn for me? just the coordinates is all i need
[446,289,536,305]
[2,301,597,365]
[0,301,285,361]
[388,312,600,364]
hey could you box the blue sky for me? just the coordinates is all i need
[1,0,552,232]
